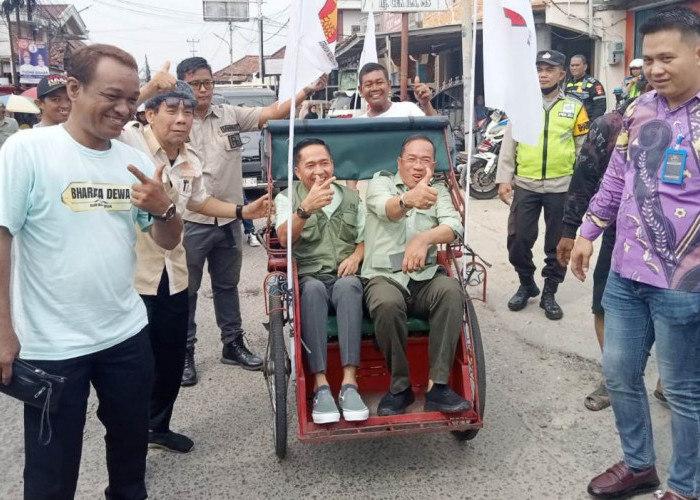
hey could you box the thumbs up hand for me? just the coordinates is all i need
[129,163,172,216]
[140,61,176,104]
[413,75,433,107]
[404,170,438,210]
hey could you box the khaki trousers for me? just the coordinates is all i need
[364,272,465,393]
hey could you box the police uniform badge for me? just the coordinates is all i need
[559,102,575,119]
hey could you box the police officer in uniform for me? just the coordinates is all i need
[566,54,607,120]
[496,50,590,320]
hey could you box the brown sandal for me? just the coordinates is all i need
[584,383,611,411]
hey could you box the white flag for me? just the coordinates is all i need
[359,9,377,70]
[278,0,338,104]
[483,0,543,145]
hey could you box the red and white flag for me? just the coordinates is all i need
[483,0,542,145]
[278,0,339,104]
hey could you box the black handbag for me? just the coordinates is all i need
[0,359,66,445]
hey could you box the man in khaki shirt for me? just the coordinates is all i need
[362,135,470,417]
[121,81,270,452]
[175,56,326,384]
[0,104,19,148]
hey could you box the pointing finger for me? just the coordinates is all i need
[128,164,150,184]
[414,75,421,85]
[320,176,336,188]
[153,163,166,183]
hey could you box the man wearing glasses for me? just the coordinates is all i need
[120,81,271,452]
[362,135,470,416]
[174,57,326,385]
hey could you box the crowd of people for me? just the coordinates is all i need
[0,5,698,500]
[496,8,700,500]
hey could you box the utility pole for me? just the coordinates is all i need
[187,38,200,57]
[144,55,152,82]
[227,22,234,65]
[400,13,408,101]
[257,0,264,83]
[215,26,234,84]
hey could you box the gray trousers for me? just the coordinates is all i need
[183,220,243,351]
[299,274,363,374]
[364,272,465,394]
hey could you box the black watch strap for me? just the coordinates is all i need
[236,205,243,220]
[296,206,311,219]
[152,203,176,222]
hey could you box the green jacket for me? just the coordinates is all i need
[516,96,589,180]
[283,181,361,277]
[361,171,463,291]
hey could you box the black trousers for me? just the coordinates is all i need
[141,270,188,433]
[23,329,153,500]
[507,186,567,284]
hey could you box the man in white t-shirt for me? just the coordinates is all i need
[346,62,436,189]
[358,62,436,118]
[0,44,182,499]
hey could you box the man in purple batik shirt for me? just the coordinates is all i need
[570,8,700,500]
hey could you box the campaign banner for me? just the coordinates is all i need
[17,38,50,84]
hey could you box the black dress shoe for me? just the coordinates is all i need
[377,387,415,416]
[148,431,194,453]
[181,349,197,387]
[507,283,540,311]
[539,291,563,320]
[424,384,472,413]
[221,336,263,371]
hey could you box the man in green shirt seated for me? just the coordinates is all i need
[363,135,471,416]
[275,138,369,424]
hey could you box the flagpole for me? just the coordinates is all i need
[286,1,302,380]
[461,0,477,274]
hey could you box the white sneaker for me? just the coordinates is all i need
[247,233,261,247]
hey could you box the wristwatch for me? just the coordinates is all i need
[399,193,409,210]
[296,206,311,219]
[153,203,176,222]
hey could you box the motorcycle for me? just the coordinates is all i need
[458,109,509,200]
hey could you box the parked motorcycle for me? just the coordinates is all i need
[458,109,509,200]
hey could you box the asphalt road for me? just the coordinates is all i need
[0,198,673,499]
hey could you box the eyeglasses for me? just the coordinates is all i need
[399,156,436,168]
[163,97,196,109]
[188,80,214,90]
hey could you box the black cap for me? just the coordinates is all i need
[37,74,67,99]
[536,50,566,67]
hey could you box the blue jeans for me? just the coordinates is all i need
[602,271,700,498]
[242,192,254,235]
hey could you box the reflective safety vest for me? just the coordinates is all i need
[516,97,589,180]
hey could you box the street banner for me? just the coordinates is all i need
[483,0,542,145]
[278,0,338,104]
[17,38,49,85]
[361,0,449,13]
[359,8,378,70]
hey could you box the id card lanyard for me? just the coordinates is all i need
[661,128,687,185]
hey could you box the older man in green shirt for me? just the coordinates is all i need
[363,135,471,416]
